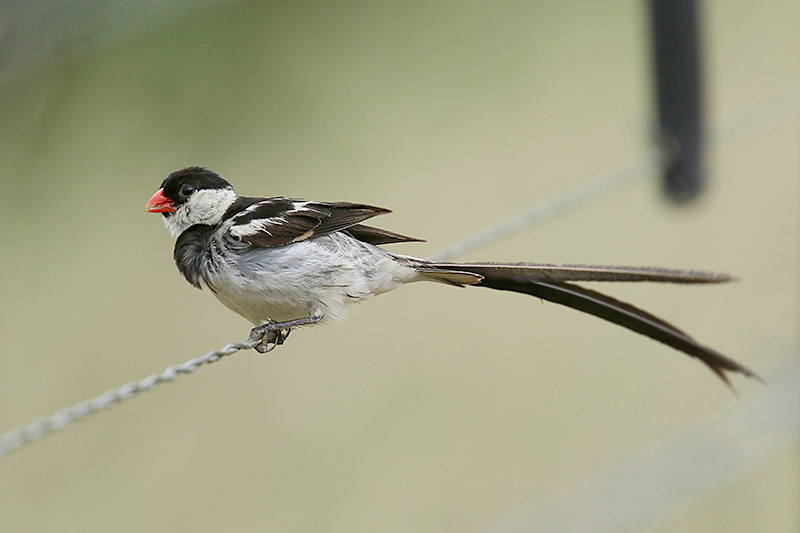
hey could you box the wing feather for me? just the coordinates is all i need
[345,224,425,245]
[226,198,392,247]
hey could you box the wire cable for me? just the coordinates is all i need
[0,338,257,459]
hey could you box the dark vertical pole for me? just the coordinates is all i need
[649,0,704,202]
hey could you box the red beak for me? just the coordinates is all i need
[146,188,176,213]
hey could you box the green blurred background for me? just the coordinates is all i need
[1,1,797,531]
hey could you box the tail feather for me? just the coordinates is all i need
[415,266,483,287]
[430,262,735,284]
[421,262,759,387]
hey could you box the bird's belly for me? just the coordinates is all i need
[209,284,313,325]
[203,235,415,325]
[205,267,336,325]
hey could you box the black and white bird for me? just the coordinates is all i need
[147,166,759,387]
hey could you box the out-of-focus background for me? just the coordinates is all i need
[0,1,797,532]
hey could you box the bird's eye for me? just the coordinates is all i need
[180,184,195,197]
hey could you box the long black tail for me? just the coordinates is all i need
[419,262,760,387]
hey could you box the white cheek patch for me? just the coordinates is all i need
[164,188,237,237]
[190,189,238,222]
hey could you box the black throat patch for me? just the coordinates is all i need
[173,224,217,289]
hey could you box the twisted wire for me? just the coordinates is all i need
[0,338,257,459]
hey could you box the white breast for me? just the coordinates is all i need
[203,232,420,325]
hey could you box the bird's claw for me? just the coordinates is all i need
[250,324,292,354]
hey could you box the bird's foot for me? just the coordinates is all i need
[248,314,322,354]
[250,324,292,353]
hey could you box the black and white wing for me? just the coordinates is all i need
[224,197,421,247]
[345,224,425,245]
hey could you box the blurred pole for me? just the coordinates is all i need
[649,0,705,202]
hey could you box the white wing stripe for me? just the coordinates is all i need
[230,216,288,238]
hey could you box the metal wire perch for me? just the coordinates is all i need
[0,337,258,460]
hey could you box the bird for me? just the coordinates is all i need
[146,166,759,387]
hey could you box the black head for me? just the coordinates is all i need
[160,166,233,206]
